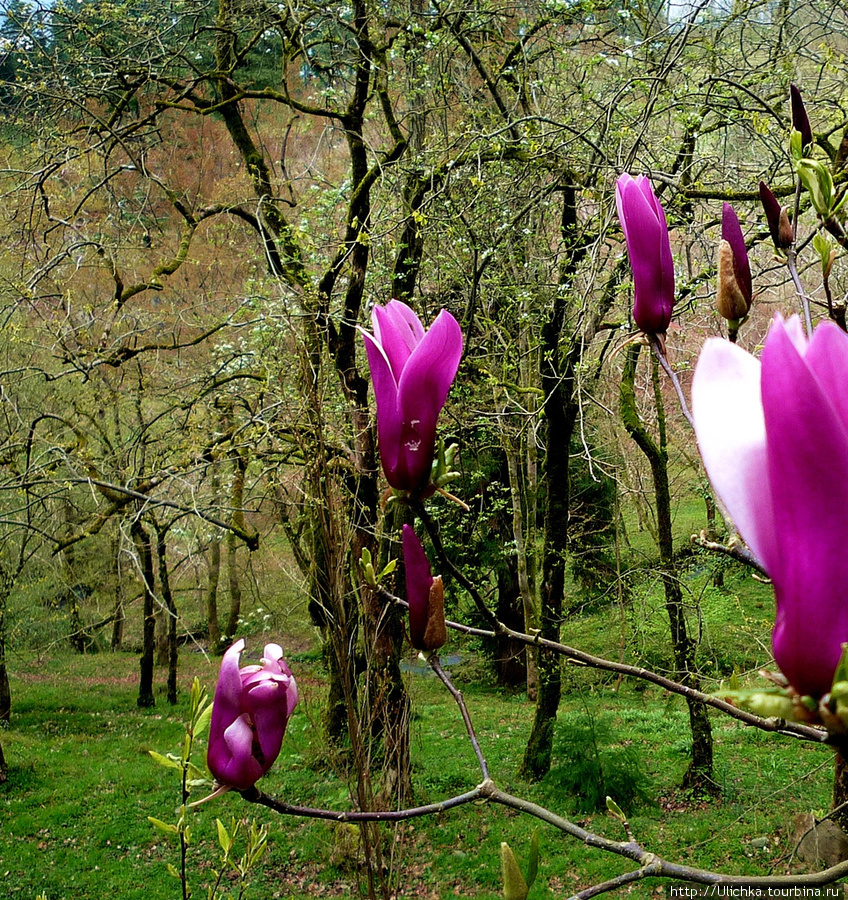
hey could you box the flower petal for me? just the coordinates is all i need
[721,203,752,305]
[616,174,674,333]
[362,331,403,482]
[214,713,264,790]
[372,302,423,382]
[403,524,434,650]
[394,309,463,489]
[761,318,848,696]
[691,337,778,574]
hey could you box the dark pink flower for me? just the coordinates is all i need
[362,301,463,492]
[403,524,445,652]
[693,316,848,698]
[790,83,813,149]
[208,640,298,790]
[615,173,675,335]
[716,202,753,323]
[759,181,794,251]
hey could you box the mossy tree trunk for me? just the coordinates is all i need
[132,518,156,708]
[620,343,715,793]
[520,188,580,780]
[153,518,179,706]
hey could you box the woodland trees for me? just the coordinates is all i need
[0,0,847,795]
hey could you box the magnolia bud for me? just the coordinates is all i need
[759,182,794,250]
[422,576,447,651]
[790,84,813,150]
[716,240,750,321]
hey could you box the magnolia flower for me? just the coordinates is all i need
[790,83,813,149]
[615,173,675,336]
[362,301,463,492]
[402,524,446,652]
[692,316,848,698]
[759,182,794,251]
[208,639,298,791]
[716,202,752,328]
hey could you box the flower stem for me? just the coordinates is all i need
[648,335,695,429]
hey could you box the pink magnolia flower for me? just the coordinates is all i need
[692,316,848,698]
[716,202,753,324]
[362,301,463,492]
[615,173,675,335]
[790,83,813,149]
[208,639,298,790]
[403,524,445,652]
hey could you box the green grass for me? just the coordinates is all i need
[0,562,837,899]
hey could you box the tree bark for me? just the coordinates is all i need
[132,518,156,708]
[0,575,10,723]
[154,519,179,705]
[224,449,247,641]
[620,343,715,793]
[110,528,124,650]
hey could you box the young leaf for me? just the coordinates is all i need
[525,828,540,890]
[500,842,529,900]
[148,816,179,835]
[148,750,181,769]
[216,818,232,855]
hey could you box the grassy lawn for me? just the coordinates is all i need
[0,562,837,900]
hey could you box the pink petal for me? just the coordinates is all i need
[691,338,778,574]
[395,309,463,489]
[402,524,434,650]
[761,318,848,696]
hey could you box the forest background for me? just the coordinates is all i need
[1,0,847,897]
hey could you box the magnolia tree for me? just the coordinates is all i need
[143,83,848,899]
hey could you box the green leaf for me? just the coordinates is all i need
[148,750,181,769]
[193,701,213,739]
[606,796,626,823]
[797,159,835,217]
[500,842,529,900]
[167,863,183,879]
[216,818,232,855]
[148,816,179,835]
[378,558,397,579]
[714,688,795,719]
[833,645,848,692]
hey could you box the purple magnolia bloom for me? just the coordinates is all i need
[403,524,445,652]
[716,203,753,323]
[790,83,813,149]
[208,639,298,790]
[692,316,848,698]
[615,173,675,335]
[362,301,463,492]
[759,182,794,251]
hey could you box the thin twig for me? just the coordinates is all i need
[789,176,813,334]
[648,335,695,429]
[429,653,489,780]
[239,785,484,821]
[376,588,825,745]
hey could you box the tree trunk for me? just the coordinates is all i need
[155,603,168,667]
[206,532,222,651]
[154,520,179,705]
[620,343,715,793]
[0,579,10,723]
[505,444,538,699]
[132,519,156,708]
[521,189,582,780]
[110,529,124,650]
[224,449,247,641]
[0,736,6,784]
